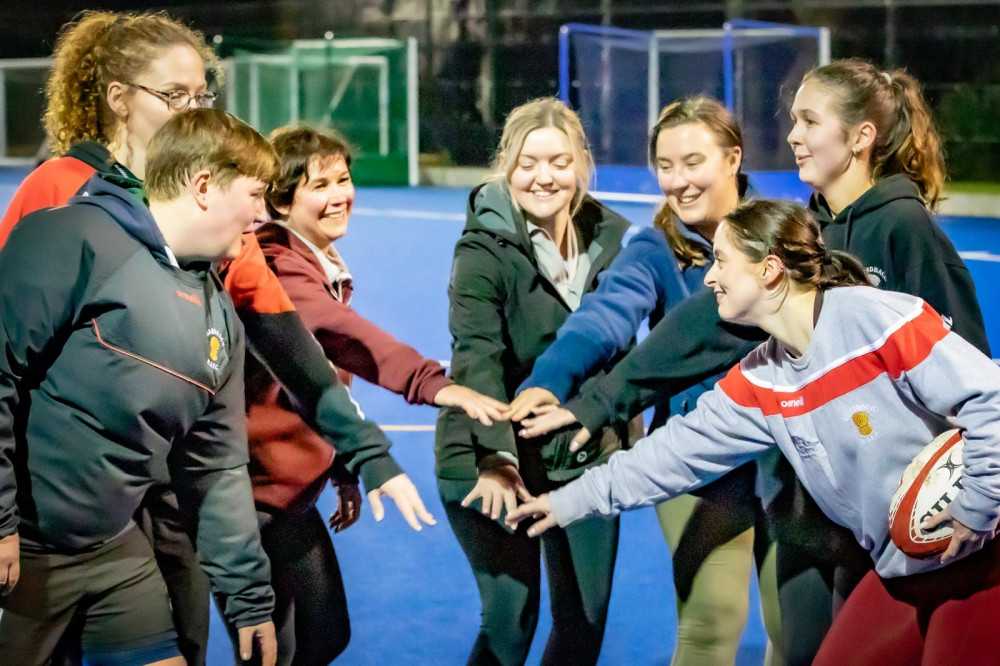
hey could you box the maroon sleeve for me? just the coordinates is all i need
[267,247,451,405]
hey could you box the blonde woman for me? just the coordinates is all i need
[435,98,631,665]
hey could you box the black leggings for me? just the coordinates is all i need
[770,475,872,666]
[439,478,619,666]
[219,506,350,666]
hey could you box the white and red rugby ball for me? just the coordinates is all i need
[888,428,965,559]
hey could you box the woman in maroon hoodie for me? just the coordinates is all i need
[241,126,506,665]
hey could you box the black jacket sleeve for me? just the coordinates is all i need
[445,234,519,467]
[171,330,274,629]
[239,309,402,491]
[568,287,767,433]
[0,216,96,538]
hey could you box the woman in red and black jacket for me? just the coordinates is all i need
[242,125,504,665]
[0,10,436,665]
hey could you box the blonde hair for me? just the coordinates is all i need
[490,97,594,216]
[145,109,278,201]
[44,10,221,155]
[803,59,946,211]
[649,96,744,269]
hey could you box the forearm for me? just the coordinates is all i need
[240,309,401,490]
[569,288,764,432]
[176,465,274,629]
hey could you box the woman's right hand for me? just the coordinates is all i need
[507,387,560,422]
[461,464,533,520]
[368,474,437,531]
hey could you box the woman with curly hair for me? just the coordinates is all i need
[0,11,449,665]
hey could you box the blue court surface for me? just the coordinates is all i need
[1,170,998,665]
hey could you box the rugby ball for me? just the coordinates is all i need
[888,428,965,559]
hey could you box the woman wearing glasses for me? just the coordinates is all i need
[0,11,439,666]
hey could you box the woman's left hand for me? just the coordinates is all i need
[504,494,558,537]
[329,482,364,533]
[517,404,583,442]
[435,384,510,426]
[922,507,992,564]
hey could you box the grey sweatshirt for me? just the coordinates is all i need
[549,286,1000,578]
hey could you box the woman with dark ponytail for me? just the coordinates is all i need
[509,198,1000,666]
[788,59,986,353]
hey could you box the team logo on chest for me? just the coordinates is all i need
[848,403,879,441]
[206,328,227,371]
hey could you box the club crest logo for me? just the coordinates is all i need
[852,411,873,437]
[866,266,888,288]
[206,328,227,371]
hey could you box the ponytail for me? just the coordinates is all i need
[725,199,869,292]
[803,59,946,211]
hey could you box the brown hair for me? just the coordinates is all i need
[266,126,353,220]
[803,59,946,210]
[648,96,744,269]
[145,109,278,201]
[490,97,594,216]
[724,199,869,292]
[44,10,221,155]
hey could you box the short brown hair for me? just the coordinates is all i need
[145,108,278,201]
[44,10,221,155]
[266,126,353,219]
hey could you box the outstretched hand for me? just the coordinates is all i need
[329,482,363,533]
[461,464,533,520]
[517,406,592,453]
[504,493,558,537]
[922,507,991,564]
[507,387,560,422]
[368,474,437,531]
[435,384,509,426]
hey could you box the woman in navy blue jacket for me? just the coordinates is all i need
[509,96,782,666]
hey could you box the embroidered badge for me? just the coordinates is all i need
[206,328,227,371]
[852,411,873,436]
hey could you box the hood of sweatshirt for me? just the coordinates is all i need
[809,174,924,247]
[68,173,171,265]
[464,179,630,257]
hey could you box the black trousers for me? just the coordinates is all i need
[218,505,350,666]
[439,477,619,666]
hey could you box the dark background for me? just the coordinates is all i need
[2,1,998,180]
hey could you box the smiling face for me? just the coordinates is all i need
[508,127,578,227]
[703,220,770,324]
[786,78,859,194]
[655,122,741,239]
[282,154,355,247]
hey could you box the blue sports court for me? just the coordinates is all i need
[2,172,998,664]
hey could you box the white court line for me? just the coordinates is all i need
[959,251,1000,263]
[353,207,465,221]
[380,425,436,432]
[591,190,663,204]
